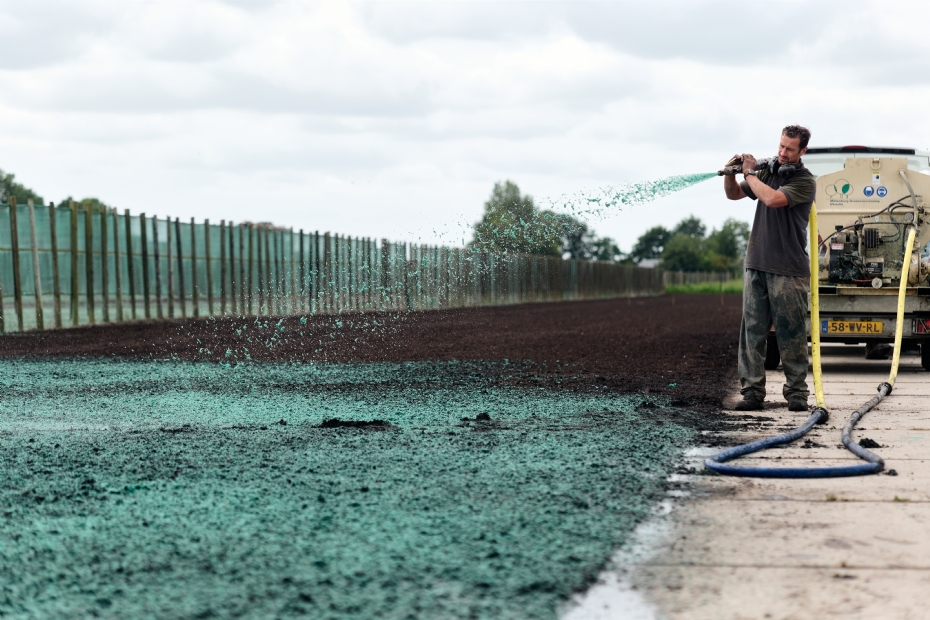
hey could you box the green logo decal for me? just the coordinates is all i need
[825,179,853,198]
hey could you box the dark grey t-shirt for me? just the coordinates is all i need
[740,162,816,277]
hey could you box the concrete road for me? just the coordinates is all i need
[638,344,930,619]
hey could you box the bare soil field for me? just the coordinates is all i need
[0,294,742,410]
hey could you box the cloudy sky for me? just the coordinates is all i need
[2,0,930,251]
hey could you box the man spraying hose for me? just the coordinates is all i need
[722,125,816,412]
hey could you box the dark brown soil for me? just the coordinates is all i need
[0,294,742,410]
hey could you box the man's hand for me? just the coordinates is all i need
[741,154,757,174]
[725,154,742,168]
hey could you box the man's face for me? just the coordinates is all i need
[778,134,806,164]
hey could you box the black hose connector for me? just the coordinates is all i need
[812,406,829,425]
[879,382,893,396]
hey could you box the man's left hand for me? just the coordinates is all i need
[741,154,757,174]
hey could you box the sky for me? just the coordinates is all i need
[3,0,930,252]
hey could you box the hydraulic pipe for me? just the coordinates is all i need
[890,227,917,386]
[809,203,827,414]
[899,169,919,229]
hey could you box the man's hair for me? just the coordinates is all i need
[782,125,811,150]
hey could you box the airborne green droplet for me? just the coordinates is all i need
[551,172,718,217]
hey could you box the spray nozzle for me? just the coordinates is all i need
[717,156,801,177]
[718,155,743,176]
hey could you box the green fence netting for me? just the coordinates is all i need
[0,201,665,332]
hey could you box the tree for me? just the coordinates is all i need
[629,226,672,263]
[471,181,627,261]
[705,218,750,260]
[591,236,622,262]
[57,196,109,212]
[661,234,707,271]
[653,216,750,272]
[544,212,592,260]
[470,181,561,256]
[672,215,706,238]
[0,168,43,205]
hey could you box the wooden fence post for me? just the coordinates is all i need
[361,238,368,310]
[228,222,237,315]
[27,199,44,330]
[256,226,264,314]
[354,236,360,311]
[175,218,186,318]
[166,216,174,319]
[140,213,150,320]
[323,232,332,314]
[343,235,350,311]
[125,209,136,320]
[290,228,297,314]
[9,197,23,331]
[190,217,199,317]
[298,229,305,313]
[100,204,109,322]
[380,239,389,310]
[70,202,79,325]
[219,220,227,315]
[49,203,62,328]
[152,216,163,319]
[84,207,95,324]
[262,227,275,315]
[247,225,255,315]
[238,224,246,314]
[272,227,281,314]
[205,219,213,316]
[311,231,319,313]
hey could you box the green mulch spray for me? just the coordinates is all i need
[0,359,695,619]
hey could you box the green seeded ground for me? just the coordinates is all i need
[0,359,693,618]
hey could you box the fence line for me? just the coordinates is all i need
[1,197,667,332]
[662,270,738,287]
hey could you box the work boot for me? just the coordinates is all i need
[788,396,808,412]
[733,396,764,411]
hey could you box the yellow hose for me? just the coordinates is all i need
[809,202,826,410]
[889,226,918,386]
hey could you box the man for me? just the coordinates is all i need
[723,125,816,412]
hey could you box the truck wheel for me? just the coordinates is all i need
[922,343,930,372]
[764,332,780,370]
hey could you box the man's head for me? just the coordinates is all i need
[778,125,810,164]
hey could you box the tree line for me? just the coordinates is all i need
[471,180,749,272]
[0,167,108,214]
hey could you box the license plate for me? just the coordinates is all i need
[821,320,884,334]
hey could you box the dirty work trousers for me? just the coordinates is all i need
[739,268,810,402]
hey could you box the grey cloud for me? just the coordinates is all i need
[360,0,868,67]
[358,1,559,44]
[145,30,240,64]
[0,3,113,70]
[3,68,436,117]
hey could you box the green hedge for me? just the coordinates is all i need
[665,279,743,294]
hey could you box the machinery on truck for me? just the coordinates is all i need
[766,146,930,371]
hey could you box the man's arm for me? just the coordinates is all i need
[724,174,746,200]
[741,153,789,208]
[743,175,788,208]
